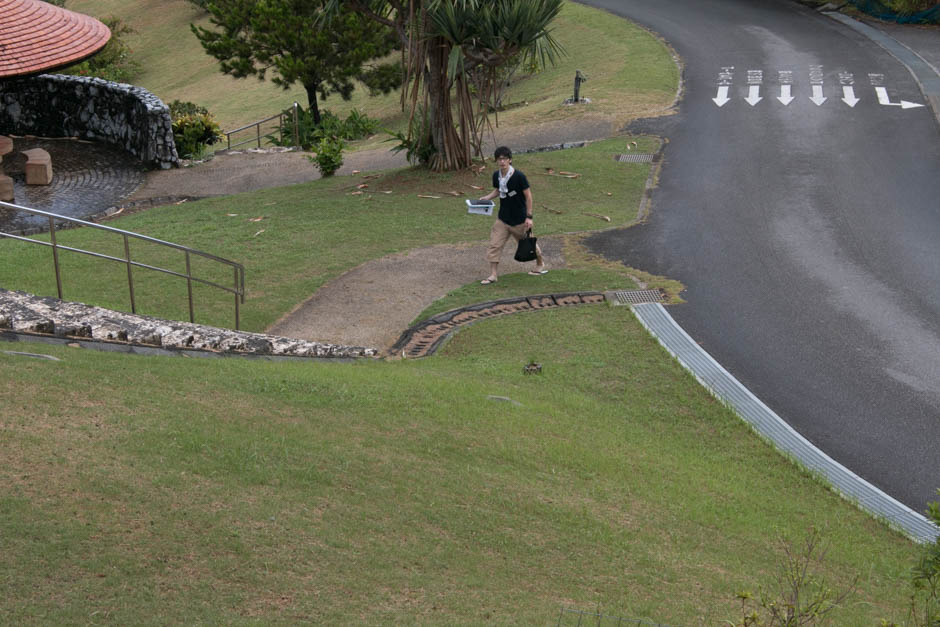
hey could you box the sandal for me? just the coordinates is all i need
[480,277,498,285]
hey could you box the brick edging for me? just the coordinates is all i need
[390,292,606,358]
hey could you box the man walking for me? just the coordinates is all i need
[477,146,546,285]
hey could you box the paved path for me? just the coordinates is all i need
[266,238,567,352]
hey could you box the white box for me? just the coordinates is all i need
[466,199,494,215]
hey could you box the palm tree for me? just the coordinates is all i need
[327,0,564,171]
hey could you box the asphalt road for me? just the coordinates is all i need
[580,0,940,510]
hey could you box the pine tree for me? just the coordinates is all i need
[192,0,400,125]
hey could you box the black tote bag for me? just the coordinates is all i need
[514,230,538,262]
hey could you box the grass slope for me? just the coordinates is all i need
[0,308,921,624]
[64,0,678,132]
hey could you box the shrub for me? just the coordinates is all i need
[387,105,435,166]
[169,101,223,159]
[308,135,345,177]
[731,528,856,626]
[271,106,379,150]
[888,0,936,15]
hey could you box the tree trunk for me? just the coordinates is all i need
[426,36,471,171]
[304,83,322,126]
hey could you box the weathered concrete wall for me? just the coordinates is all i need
[0,74,178,169]
[0,288,377,358]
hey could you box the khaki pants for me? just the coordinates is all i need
[486,220,541,263]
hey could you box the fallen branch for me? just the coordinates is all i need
[541,203,563,214]
[417,194,441,199]
[583,212,611,222]
[540,172,580,179]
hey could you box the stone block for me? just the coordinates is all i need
[22,148,53,185]
[0,135,12,161]
[0,173,13,202]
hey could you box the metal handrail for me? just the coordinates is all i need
[0,200,246,330]
[223,102,300,151]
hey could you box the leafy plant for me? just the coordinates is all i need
[270,106,378,150]
[59,16,141,83]
[732,527,857,626]
[386,105,435,166]
[169,100,223,159]
[308,135,345,176]
[888,0,937,15]
[908,492,940,626]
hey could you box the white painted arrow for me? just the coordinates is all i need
[713,85,731,107]
[777,84,794,106]
[810,84,827,106]
[745,84,762,106]
[841,85,860,107]
[875,86,925,109]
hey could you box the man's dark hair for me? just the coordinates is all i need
[494,146,512,160]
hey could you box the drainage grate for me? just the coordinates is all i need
[615,153,654,163]
[608,289,664,306]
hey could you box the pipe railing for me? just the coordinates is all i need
[0,200,246,330]
[223,102,300,151]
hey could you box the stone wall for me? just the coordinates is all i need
[0,74,178,169]
[0,288,377,359]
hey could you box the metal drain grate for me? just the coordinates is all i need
[608,289,664,305]
[615,153,654,163]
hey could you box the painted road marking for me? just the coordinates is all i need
[713,66,734,106]
[809,65,827,106]
[871,73,925,109]
[711,67,924,109]
[778,70,795,105]
[745,70,763,106]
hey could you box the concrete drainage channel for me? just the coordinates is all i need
[631,302,939,544]
[390,289,664,358]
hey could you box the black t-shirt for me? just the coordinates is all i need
[492,169,530,226]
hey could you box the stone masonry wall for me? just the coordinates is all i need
[0,288,377,359]
[0,74,178,169]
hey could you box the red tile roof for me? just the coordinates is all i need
[0,0,111,78]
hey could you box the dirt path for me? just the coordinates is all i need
[266,237,566,352]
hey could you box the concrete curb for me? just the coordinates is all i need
[632,303,939,544]
[824,11,940,130]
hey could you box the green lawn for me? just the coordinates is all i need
[0,306,921,624]
[0,137,661,332]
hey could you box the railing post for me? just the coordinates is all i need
[293,101,300,148]
[185,250,195,324]
[124,234,136,314]
[48,215,63,299]
[227,131,231,151]
[234,265,241,330]
[256,121,261,149]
